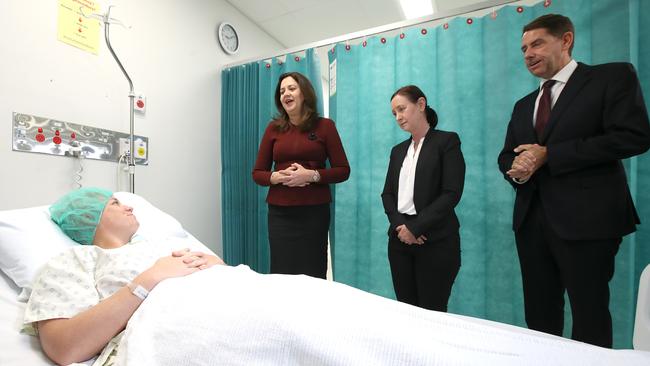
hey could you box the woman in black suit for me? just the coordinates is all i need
[381,85,465,312]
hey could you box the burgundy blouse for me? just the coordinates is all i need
[252,118,350,206]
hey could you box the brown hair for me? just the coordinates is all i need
[273,72,320,132]
[391,85,438,128]
[523,14,575,55]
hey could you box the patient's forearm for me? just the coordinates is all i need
[38,285,145,365]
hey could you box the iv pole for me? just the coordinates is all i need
[81,5,136,193]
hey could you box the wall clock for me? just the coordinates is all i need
[218,22,239,55]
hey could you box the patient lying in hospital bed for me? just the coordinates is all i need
[3,188,650,365]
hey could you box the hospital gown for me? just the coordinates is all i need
[23,236,207,366]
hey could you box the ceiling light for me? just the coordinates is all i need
[399,0,434,20]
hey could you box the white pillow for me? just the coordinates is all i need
[112,192,187,240]
[0,191,188,294]
[0,206,76,291]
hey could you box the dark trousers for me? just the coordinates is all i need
[268,204,330,279]
[388,221,460,312]
[515,196,620,348]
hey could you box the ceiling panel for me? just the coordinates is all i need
[277,0,324,12]
[257,12,301,46]
[224,0,289,23]
[228,0,405,47]
[229,0,524,49]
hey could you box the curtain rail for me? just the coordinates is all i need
[223,0,522,69]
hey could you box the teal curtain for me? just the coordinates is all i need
[330,0,650,348]
[221,63,261,269]
[222,49,323,273]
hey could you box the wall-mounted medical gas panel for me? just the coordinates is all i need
[12,112,149,165]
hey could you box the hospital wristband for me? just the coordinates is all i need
[127,282,149,300]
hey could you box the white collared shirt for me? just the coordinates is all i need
[532,59,578,127]
[397,136,426,215]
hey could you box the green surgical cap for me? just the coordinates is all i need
[49,187,113,245]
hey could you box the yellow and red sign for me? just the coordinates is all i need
[57,0,101,55]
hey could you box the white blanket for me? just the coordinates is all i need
[116,265,650,366]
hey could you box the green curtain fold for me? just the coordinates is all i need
[329,0,650,348]
[221,63,261,269]
[221,50,323,273]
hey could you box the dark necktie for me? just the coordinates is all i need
[535,79,556,138]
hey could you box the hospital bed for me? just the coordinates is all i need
[2,193,650,366]
[0,192,203,366]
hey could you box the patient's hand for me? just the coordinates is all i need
[172,248,226,270]
[139,255,202,289]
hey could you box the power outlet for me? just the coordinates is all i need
[118,138,131,158]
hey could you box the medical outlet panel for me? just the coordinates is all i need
[12,112,149,165]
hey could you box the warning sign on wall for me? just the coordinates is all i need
[57,0,101,55]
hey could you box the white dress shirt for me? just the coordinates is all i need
[397,136,426,215]
[532,59,578,127]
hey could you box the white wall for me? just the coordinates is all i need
[0,0,283,254]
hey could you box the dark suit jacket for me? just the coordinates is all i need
[382,128,465,242]
[498,62,650,240]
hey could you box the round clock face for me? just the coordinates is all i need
[219,22,239,55]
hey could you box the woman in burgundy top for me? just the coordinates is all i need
[253,72,350,278]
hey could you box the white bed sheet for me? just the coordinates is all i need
[118,265,650,366]
[0,270,55,366]
[4,263,650,365]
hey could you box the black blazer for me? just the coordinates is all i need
[382,128,466,242]
[498,62,650,240]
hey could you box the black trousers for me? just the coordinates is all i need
[268,204,330,279]
[515,195,620,348]
[388,218,460,312]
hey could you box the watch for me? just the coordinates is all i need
[218,22,239,55]
[311,170,320,183]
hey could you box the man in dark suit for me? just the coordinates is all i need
[498,14,650,347]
